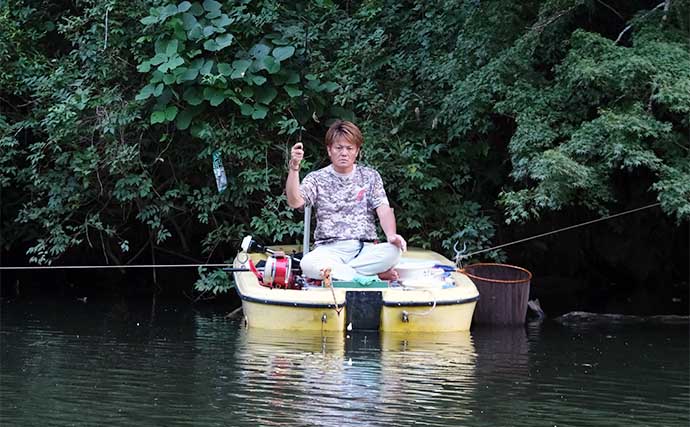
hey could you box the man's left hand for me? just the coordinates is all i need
[388,234,407,252]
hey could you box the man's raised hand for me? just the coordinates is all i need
[289,142,304,171]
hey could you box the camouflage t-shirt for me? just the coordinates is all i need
[300,164,389,246]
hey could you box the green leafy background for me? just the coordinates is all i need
[1,0,687,311]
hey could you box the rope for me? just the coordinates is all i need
[0,263,231,271]
[1,203,661,271]
[408,289,437,317]
[320,267,343,315]
[462,202,661,259]
[329,282,343,316]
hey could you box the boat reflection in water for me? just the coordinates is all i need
[472,325,530,377]
[233,326,478,426]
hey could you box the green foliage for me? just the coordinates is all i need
[1,0,688,295]
[194,266,234,294]
[495,19,690,223]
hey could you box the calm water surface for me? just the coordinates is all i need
[1,300,688,426]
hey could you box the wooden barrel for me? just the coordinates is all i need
[463,263,532,325]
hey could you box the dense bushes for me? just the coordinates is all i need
[1,0,688,295]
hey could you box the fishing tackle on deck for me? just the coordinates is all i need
[240,235,300,289]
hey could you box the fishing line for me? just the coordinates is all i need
[1,203,662,270]
[0,263,234,271]
[459,202,661,260]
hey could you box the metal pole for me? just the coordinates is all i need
[303,204,312,255]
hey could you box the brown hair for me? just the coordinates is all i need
[324,120,363,148]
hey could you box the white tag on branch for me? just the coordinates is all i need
[212,150,228,193]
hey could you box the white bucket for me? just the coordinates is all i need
[395,260,446,288]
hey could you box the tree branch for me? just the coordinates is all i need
[154,246,203,264]
[615,2,666,44]
[531,6,577,32]
[662,0,671,22]
[596,0,625,21]
[126,238,150,265]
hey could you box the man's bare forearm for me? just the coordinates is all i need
[377,205,397,238]
[286,142,305,208]
[377,205,407,251]
[286,169,304,208]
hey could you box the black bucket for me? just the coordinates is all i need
[462,263,533,325]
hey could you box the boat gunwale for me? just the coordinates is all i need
[235,283,480,308]
[382,295,479,307]
[236,290,342,308]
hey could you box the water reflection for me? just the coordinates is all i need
[378,332,477,424]
[228,327,477,426]
[473,325,530,377]
[469,326,533,425]
[1,301,687,427]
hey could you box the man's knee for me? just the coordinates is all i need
[299,250,321,279]
[354,242,401,273]
[378,242,402,266]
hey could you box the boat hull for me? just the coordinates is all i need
[233,246,479,332]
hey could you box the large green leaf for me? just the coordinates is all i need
[166,55,185,72]
[215,34,233,50]
[232,59,252,73]
[254,86,277,104]
[252,75,267,85]
[189,2,204,15]
[249,43,271,59]
[182,12,198,30]
[259,56,280,74]
[188,25,203,40]
[240,86,254,99]
[165,40,179,57]
[135,84,155,101]
[164,105,179,121]
[180,67,199,81]
[202,0,221,12]
[140,15,159,25]
[231,60,251,79]
[212,14,232,27]
[153,83,164,96]
[183,87,203,105]
[176,109,193,129]
[240,103,254,116]
[284,85,302,98]
[137,61,152,73]
[203,26,216,38]
[150,53,168,66]
[321,81,340,93]
[252,104,268,120]
[284,71,300,84]
[150,110,166,124]
[217,62,232,76]
[272,46,295,61]
[163,73,176,85]
[199,60,214,75]
[178,1,192,13]
[203,87,225,106]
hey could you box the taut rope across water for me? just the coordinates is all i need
[0,203,662,270]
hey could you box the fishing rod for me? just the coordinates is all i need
[0,263,237,271]
[0,203,662,271]
[454,202,662,264]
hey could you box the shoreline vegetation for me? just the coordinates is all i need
[1,1,688,315]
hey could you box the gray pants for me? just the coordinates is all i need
[300,240,401,281]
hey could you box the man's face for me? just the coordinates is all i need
[327,138,359,173]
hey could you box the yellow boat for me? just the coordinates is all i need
[232,245,479,332]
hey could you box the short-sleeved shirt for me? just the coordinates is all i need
[300,164,389,246]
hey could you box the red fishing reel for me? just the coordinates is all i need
[263,251,293,288]
[241,235,300,289]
